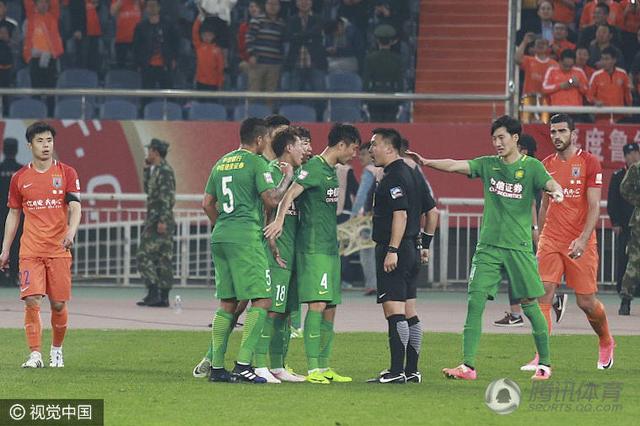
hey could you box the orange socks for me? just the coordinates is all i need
[587,301,612,346]
[51,305,68,348]
[539,302,553,335]
[24,305,42,352]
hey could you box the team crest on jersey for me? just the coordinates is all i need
[263,172,274,184]
[298,170,309,180]
[390,186,404,199]
[52,176,62,188]
[571,166,581,177]
[514,169,525,180]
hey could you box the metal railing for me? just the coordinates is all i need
[437,198,617,288]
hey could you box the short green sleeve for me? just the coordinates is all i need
[532,159,552,192]
[254,156,277,194]
[294,162,320,190]
[467,156,487,179]
[205,167,216,195]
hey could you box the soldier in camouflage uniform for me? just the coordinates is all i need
[619,154,640,315]
[136,139,176,307]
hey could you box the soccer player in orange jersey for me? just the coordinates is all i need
[0,122,82,368]
[521,113,615,371]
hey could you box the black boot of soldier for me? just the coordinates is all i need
[137,285,159,306]
[618,298,631,316]
[148,288,170,307]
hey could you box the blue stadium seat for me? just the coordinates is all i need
[326,71,362,92]
[326,71,363,121]
[278,104,316,122]
[56,68,99,103]
[233,103,271,120]
[54,99,95,119]
[143,101,183,120]
[9,98,48,119]
[105,69,141,90]
[16,68,31,89]
[325,106,362,123]
[100,100,139,120]
[188,102,227,121]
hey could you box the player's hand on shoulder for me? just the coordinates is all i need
[404,150,426,166]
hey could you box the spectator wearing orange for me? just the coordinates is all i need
[588,24,624,69]
[620,0,640,66]
[110,0,143,68]
[553,0,577,28]
[517,34,558,95]
[579,3,622,47]
[70,0,102,73]
[543,49,589,106]
[23,0,63,93]
[580,0,623,29]
[576,46,596,79]
[551,22,576,60]
[589,47,632,122]
[192,18,224,91]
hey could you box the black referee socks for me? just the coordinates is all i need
[406,316,422,374]
[387,314,409,375]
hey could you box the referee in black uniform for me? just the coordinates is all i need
[367,128,438,384]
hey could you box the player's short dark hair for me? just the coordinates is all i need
[601,46,618,59]
[518,134,537,158]
[400,138,410,153]
[328,123,361,147]
[560,48,576,61]
[272,127,298,158]
[240,117,268,145]
[372,127,403,152]
[292,126,311,140]
[549,113,575,131]
[26,121,56,143]
[264,114,291,129]
[596,2,610,15]
[490,115,521,137]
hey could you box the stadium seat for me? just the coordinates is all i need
[100,100,139,120]
[16,68,31,89]
[105,69,142,90]
[233,103,271,120]
[188,102,228,121]
[278,104,316,122]
[56,68,99,104]
[54,99,95,119]
[9,98,48,119]
[143,101,183,120]
[326,71,362,92]
[325,106,362,123]
[326,71,363,122]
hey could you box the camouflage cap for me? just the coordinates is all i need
[374,24,396,39]
[623,143,639,156]
[147,138,169,155]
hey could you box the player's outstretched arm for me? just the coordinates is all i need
[0,208,21,270]
[264,181,304,240]
[404,150,470,175]
[261,162,294,210]
[202,193,219,226]
[544,178,564,203]
[63,200,82,250]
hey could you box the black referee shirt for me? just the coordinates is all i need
[373,159,422,244]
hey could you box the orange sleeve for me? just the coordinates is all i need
[63,165,80,194]
[580,2,593,28]
[215,48,225,87]
[542,68,560,94]
[23,0,34,18]
[50,0,60,20]
[585,154,603,187]
[625,73,632,105]
[519,56,530,71]
[192,19,202,49]
[588,73,598,104]
[7,172,22,209]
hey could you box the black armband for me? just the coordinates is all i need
[421,232,434,249]
[65,193,80,204]
[387,246,399,254]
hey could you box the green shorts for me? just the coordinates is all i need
[469,244,544,301]
[269,266,299,314]
[212,241,271,301]
[296,253,341,305]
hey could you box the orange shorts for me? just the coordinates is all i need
[536,237,598,294]
[19,257,73,301]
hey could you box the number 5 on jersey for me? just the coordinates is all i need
[222,176,234,213]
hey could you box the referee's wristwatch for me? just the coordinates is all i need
[387,246,399,254]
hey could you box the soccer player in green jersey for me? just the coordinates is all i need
[202,118,294,383]
[253,127,307,383]
[408,115,564,381]
[265,123,361,384]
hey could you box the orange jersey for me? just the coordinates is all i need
[589,68,632,106]
[551,39,576,60]
[540,150,603,244]
[520,55,558,94]
[553,0,577,24]
[619,0,640,33]
[577,64,595,80]
[8,161,80,258]
[542,66,588,105]
[580,0,623,28]
[112,0,142,43]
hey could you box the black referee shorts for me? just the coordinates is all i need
[375,239,420,304]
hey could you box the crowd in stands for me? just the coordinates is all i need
[518,0,640,123]
[0,0,419,121]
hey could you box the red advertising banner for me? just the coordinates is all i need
[0,120,632,202]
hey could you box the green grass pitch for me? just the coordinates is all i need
[0,330,638,425]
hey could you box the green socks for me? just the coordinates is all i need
[304,310,323,371]
[253,316,274,368]
[522,302,551,366]
[237,307,268,364]
[269,316,287,369]
[211,308,233,368]
[462,292,487,369]
[318,319,334,369]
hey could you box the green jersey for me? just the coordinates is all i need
[468,155,551,252]
[295,155,339,255]
[266,160,299,266]
[205,148,276,243]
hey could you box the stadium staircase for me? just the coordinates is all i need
[414,0,509,123]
